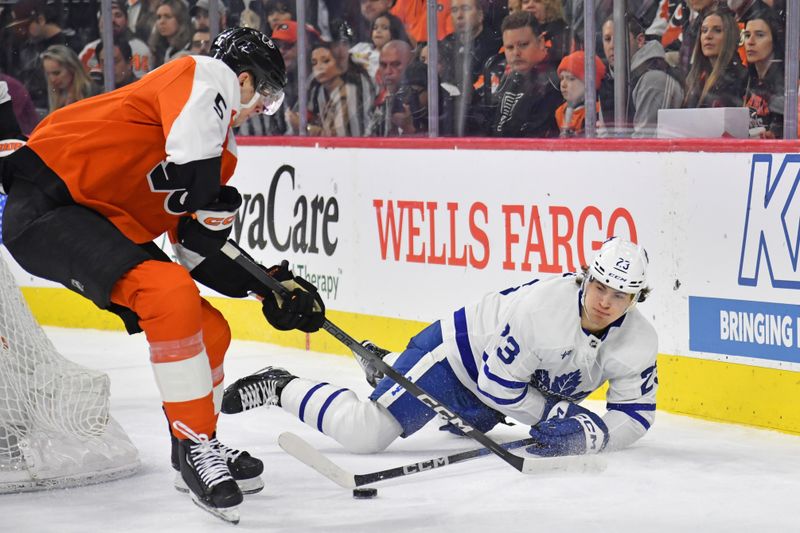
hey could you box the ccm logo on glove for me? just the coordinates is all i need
[198,214,236,228]
[177,185,242,257]
[526,399,609,457]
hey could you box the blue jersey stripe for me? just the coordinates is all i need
[298,382,328,423]
[607,402,655,430]
[475,383,528,405]
[317,388,348,431]
[480,359,527,389]
[454,307,479,382]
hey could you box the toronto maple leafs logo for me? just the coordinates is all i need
[530,369,588,401]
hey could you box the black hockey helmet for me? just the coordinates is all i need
[211,27,287,114]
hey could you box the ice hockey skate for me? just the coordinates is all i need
[171,431,264,495]
[221,367,297,414]
[353,340,390,387]
[173,421,243,524]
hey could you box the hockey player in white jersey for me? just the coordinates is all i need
[222,237,658,457]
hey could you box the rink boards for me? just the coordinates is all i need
[7,137,800,434]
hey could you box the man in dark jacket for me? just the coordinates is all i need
[483,11,561,138]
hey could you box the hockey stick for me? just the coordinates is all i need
[278,432,604,489]
[221,241,605,475]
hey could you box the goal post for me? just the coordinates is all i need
[0,241,140,493]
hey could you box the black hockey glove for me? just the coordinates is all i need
[176,185,242,257]
[261,260,326,333]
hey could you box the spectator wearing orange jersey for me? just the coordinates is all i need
[391,0,454,46]
[555,51,605,137]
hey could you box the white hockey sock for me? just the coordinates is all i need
[281,378,402,454]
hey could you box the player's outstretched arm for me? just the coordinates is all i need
[172,199,326,334]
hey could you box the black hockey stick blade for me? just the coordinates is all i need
[221,241,606,476]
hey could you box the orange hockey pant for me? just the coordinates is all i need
[110,260,231,438]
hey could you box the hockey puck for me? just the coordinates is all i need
[352,487,378,499]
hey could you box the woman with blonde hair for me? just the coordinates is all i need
[40,45,97,114]
[683,5,747,109]
[148,0,193,67]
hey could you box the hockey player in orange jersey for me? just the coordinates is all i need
[0,27,324,524]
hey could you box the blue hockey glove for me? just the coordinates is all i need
[526,399,608,457]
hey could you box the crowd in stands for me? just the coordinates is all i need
[0,0,791,138]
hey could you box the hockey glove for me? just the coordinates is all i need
[526,399,609,457]
[176,185,242,257]
[261,260,326,333]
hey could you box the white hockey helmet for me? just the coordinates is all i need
[588,237,649,295]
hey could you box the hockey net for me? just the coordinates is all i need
[0,244,140,493]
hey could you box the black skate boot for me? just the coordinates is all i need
[211,435,264,494]
[171,431,265,494]
[173,421,243,524]
[221,367,297,414]
[353,340,390,387]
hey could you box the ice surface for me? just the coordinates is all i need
[2,327,798,532]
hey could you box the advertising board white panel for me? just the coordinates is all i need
[8,145,799,372]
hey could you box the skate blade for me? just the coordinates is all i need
[175,471,263,495]
[236,476,264,494]
[189,492,240,525]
